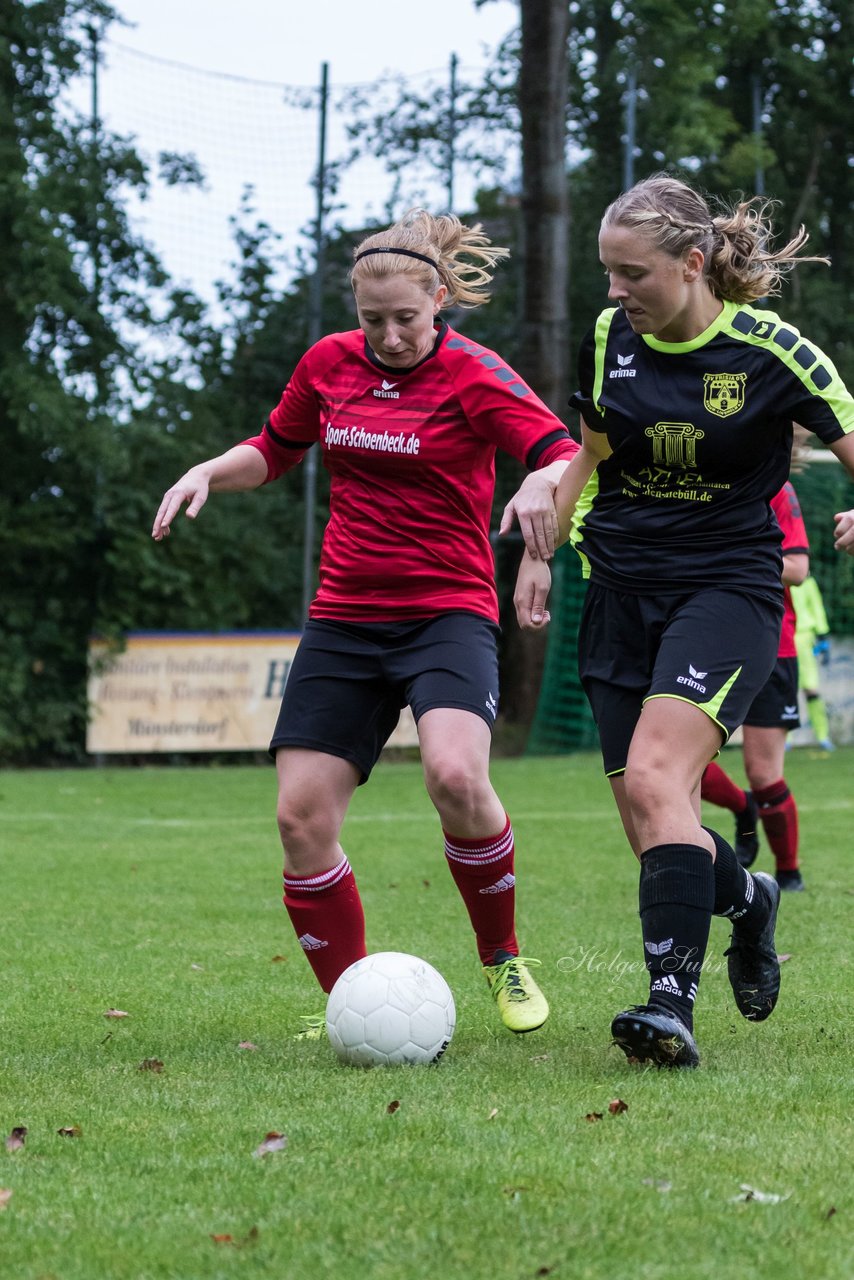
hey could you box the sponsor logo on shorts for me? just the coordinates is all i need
[485,691,497,719]
[783,704,798,720]
[676,662,708,693]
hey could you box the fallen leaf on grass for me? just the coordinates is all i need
[57,1126,83,1138]
[190,963,204,971]
[731,1183,791,1204]
[530,1054,551,1063]
[585,1112,603,1123]
[138,1058,164,1073]
[0,1189,13,1210]
[211,1226,259,1247]
[103,1009,130,1019]
[5,1128,27,1152]
[534,1269,554,1277]
[487,1108,499,1121]
[777,953,792,964]
[271,955,288,963]
[252,1132,287,1159]
[386,1100,400,1115]
[609,1098,628,1115]
[237,1041,259,1051]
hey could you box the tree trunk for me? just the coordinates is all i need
[502,0,571,729]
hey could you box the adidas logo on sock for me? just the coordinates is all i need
[479,873,516,895]
[650,974,681,996]
[298,933,329,951]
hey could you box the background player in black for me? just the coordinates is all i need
[515,173,854,1067]
[154,210,580,1037]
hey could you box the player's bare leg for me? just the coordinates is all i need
[418,708,548,1032]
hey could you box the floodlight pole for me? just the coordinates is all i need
[447,52,458,212]
[301,62,329,623]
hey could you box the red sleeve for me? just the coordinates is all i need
[441,335,578,468]
[238,349,321,482]
[771,482,809,556]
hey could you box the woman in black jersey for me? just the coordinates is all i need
[516,173,854,1068]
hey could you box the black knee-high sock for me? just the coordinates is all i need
[705,827,773,935]
[638,844,715,1032]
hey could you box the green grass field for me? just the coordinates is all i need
[1,749,852,1280]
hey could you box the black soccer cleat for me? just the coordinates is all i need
[724,871,781,1021]
[776,868,805,892]
[734,792,760,868]
[610,1004,700,1069]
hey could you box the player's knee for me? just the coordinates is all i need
[277,795,333,857]
[423,753,486,816]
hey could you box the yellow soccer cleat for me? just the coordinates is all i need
[483,949,549,1033]
[295,1013,326,1041]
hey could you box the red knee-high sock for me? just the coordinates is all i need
[753,780,799,872]
[283,858,366,993]
[701,762,749,814]
[443,816,518,966]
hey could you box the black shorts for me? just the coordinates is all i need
[578,583,784,776]
[269,612,501,782]
[743,656,800,729]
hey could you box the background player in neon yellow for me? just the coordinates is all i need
[791,572,834,750]
[516,173,854,1068]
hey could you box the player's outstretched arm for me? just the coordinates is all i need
[553,422,609,543]
[151,444,269,541]
[829,434,854,556]
[499,460,569,561]
[514,555,553,630]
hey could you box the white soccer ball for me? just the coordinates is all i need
[325,951,456,1067]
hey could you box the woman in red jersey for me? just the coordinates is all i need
[700,481,810,891]
[153,210,581,1034]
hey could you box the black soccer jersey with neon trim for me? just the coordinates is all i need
[568,300,854,598]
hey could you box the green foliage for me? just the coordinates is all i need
[2,1,851,763]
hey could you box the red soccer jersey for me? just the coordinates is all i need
[241,323,578,622]
[772,482,809,658]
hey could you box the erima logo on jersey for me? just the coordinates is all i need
[676,663,707,693]
[373,378,400,400]
[609,353,636,378]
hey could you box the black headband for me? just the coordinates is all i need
[354,247,439,270]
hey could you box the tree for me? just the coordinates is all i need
[0,1,209,760]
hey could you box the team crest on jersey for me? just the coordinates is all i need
[703,372,746,418]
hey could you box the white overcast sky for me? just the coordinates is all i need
[109,0,519,86]
[91,0,521,301]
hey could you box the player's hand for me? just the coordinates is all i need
[500,471,560,560]
[813,636,831,666]
[833,509,854,555]
[514,556,552,630]
[152,466,212,541]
